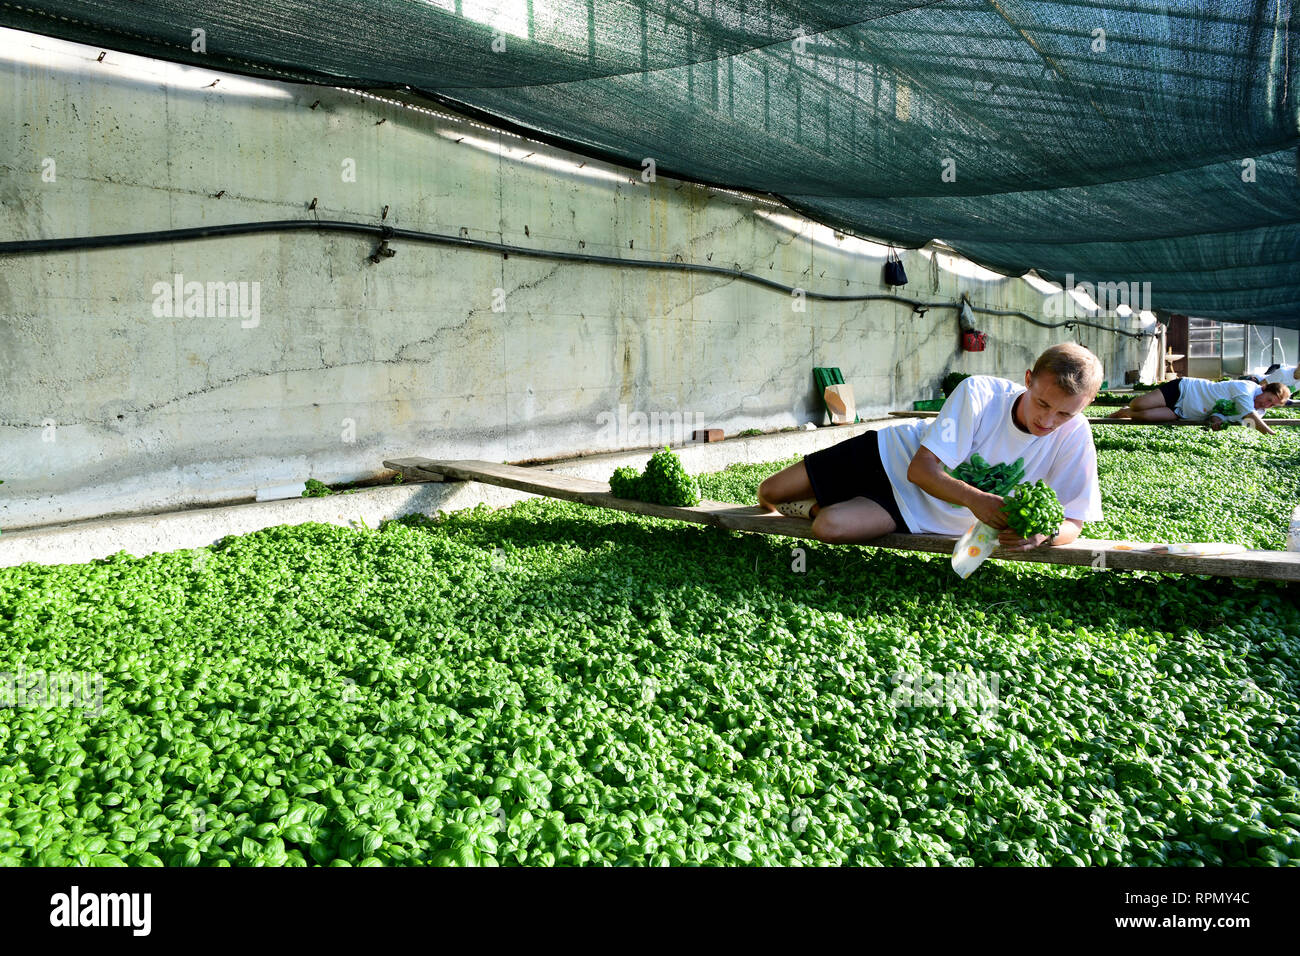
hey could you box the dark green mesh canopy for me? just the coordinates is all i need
[4,1,1298,326]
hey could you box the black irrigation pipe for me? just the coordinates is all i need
[0,219,1152,339]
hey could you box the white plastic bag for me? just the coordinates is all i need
[958,300,977,333]
[951,521,1000,579]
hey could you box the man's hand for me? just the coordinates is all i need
[1243,412,1274,435]
[997,530,1050,551]
[998,519,1082,551]
[1206,415,1225,432]
[970,492,1010,530]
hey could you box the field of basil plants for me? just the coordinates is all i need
[0,427,1297,867]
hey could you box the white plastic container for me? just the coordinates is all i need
[255,482,308,502]
[1288,504,1300,552]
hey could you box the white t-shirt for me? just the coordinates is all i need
[1264,365,1298,389]
[1175,378,1259,422]
[877,376,1103,535]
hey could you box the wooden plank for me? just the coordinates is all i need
[383,457,447,481]
[392,458,752,525]
[394,459,606,499]
[713,511,1300,579]
[391,457,1300,582]
[889,411,1300,427]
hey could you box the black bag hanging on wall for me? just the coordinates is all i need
[884,246,908,286]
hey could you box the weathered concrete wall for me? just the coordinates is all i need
[0,29,1154,530]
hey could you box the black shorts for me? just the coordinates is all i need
[1158,379,1182,409]
[802,430,912,533]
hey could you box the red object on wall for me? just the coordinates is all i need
[962,330,987,352]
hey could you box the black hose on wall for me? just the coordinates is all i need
[0,219,1152,340]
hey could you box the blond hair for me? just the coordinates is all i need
[1031,343,1104,396]
[1263,382,1291,401]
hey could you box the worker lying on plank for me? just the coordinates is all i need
[756,343,1103,552]
[1106,378,1290,435]
[1263,364,1300,405]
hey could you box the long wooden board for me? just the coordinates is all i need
[382,457,1300,582]
[890,411,1300,426]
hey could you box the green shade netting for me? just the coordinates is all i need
[3,1,1298,326]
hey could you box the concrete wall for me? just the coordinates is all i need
[0,28,1154,530]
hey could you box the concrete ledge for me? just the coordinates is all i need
[0,422,894,568]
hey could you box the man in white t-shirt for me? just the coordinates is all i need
[1107,377,1289,435]
[757,343,1104,551]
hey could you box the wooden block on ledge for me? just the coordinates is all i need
[692,428,724,443]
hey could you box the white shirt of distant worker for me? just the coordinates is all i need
[758,343,1104,552]
[1263,363,1300,401]
[1107,376,1289,434]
